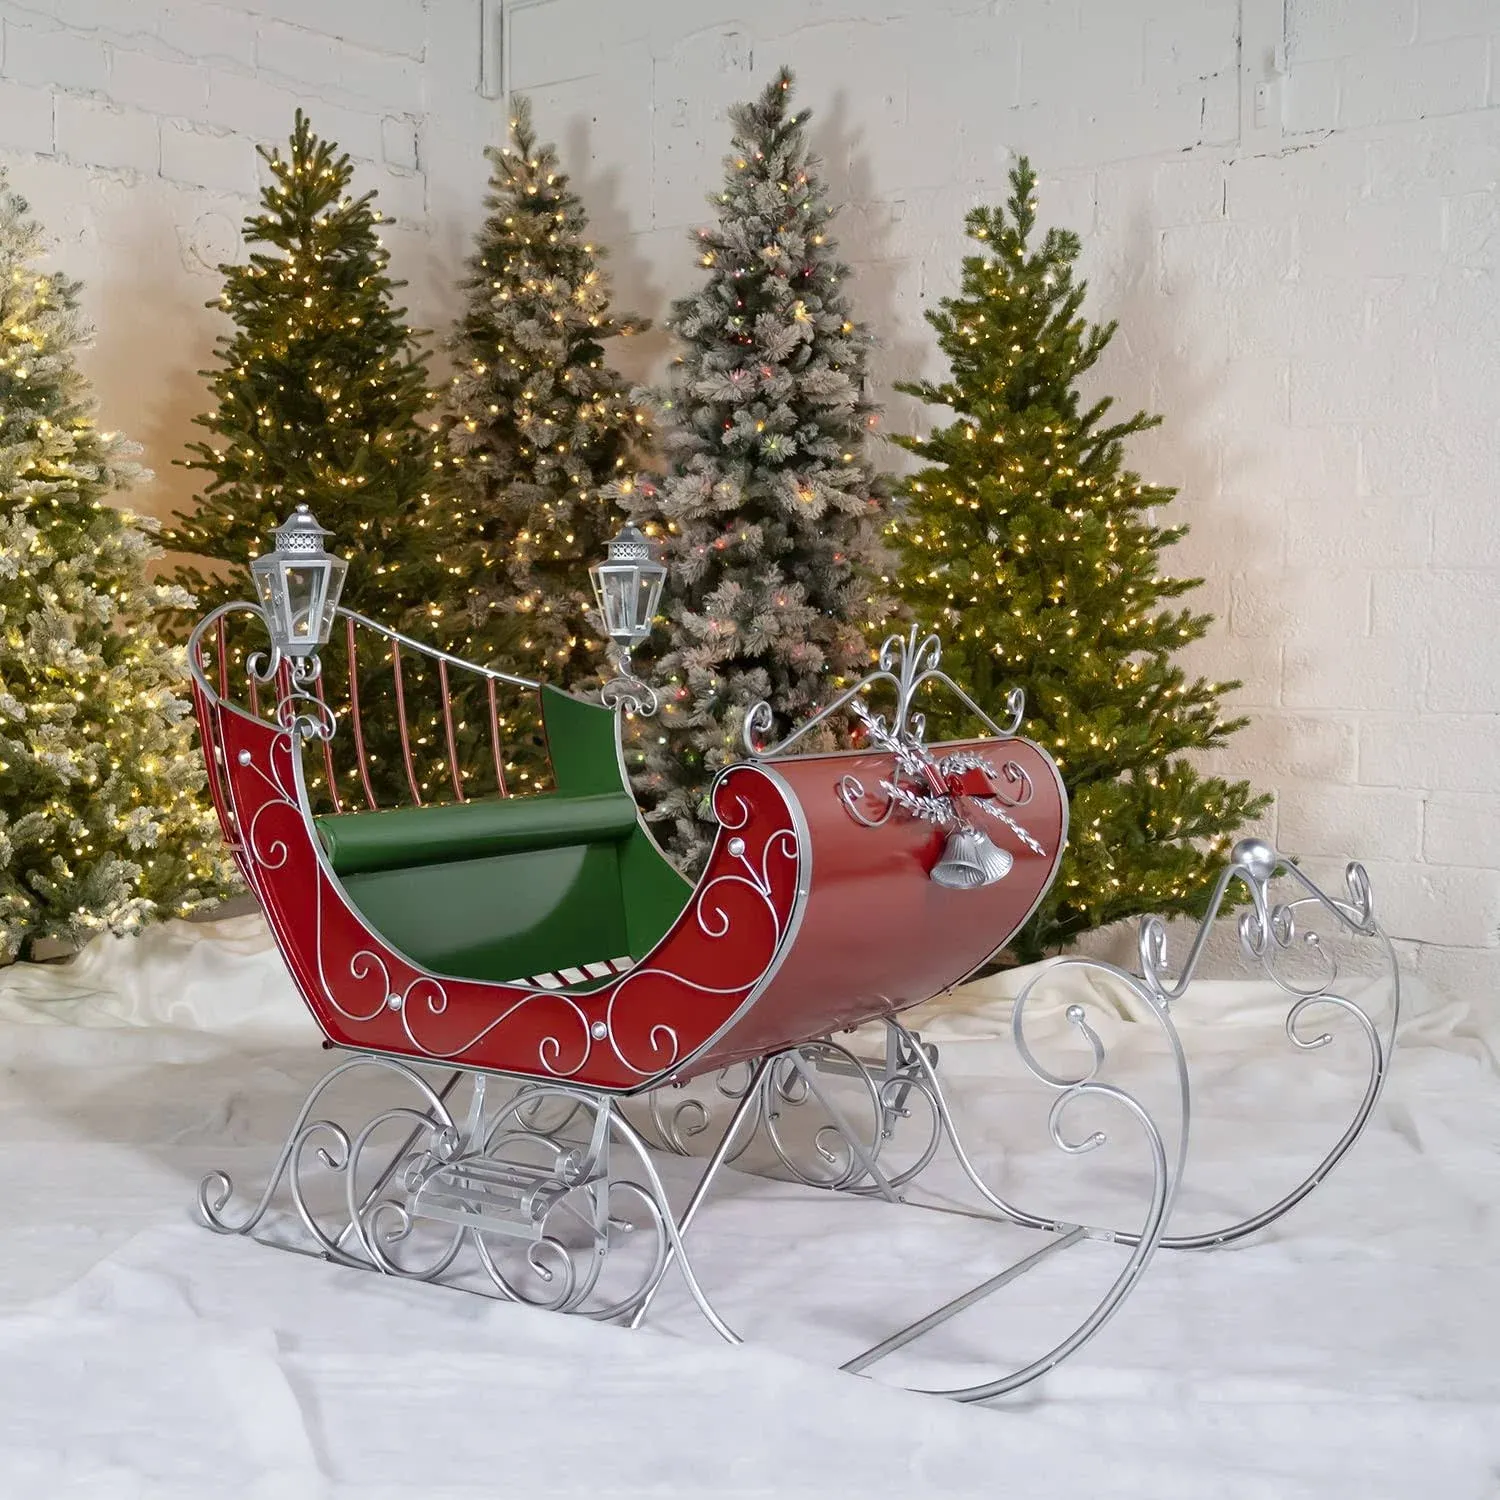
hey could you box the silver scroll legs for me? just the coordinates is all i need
[198,1056,737,1339]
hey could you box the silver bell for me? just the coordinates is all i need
[930,825,1014,889]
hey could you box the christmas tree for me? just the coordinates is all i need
[167,112,520,806]
[618,67,894,867]
[891,159,1268,961]
[0,181,235,962]
[438,95,652,691]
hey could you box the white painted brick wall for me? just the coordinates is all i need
[159,118,256,194]
[0,0,1494,993]
[505,0,1500,992]
[0,0,497,535]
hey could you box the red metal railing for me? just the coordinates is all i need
[193,605,551,817]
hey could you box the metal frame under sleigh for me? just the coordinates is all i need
[186,513,1398,1401]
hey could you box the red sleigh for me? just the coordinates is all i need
[190,510,1067,1092]
[193,629,1064,1093]
[189,511,1396,1400]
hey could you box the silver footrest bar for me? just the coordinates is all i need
[407,1156,600,1242]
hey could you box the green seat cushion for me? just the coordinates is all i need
[335,841,631,981]
[315,792,640,877]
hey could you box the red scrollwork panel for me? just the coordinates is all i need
[200,699,801,1093]
[684,736,1067,1076]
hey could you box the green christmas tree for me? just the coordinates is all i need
[619,68,895,868]
[0,181,235,962]
[166,112,519,806]
[891,160,1268,960]
[437,95,653,691]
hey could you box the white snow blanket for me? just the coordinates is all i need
[0,913,1496,1500]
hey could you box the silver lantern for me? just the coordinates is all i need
[250,505,348,659]
[590,521,666,656]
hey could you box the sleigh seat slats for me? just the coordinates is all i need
[313,791,640,876]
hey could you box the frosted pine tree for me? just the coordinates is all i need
[0,182,235,961]
[618,68,894,868]
[438,96,653,690]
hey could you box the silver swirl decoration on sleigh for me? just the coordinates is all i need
[1124,838,1397,1249]
[197,1055,737,1334]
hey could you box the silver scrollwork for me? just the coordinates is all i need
[600,670,660,718]
[200,1059,739,1336]
[743,624,1026,759]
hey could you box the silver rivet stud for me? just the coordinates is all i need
[1066,1004,1085,1024]
[727,837,746,856]
[590,1020,608,1040]
[237,750,252,766]
[386,993,403,1011]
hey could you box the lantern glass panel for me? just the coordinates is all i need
[253,565,276,612]
[639,567,665,630]
[283,561,328,647]
[592,563,644,644]
[318,555,348,638]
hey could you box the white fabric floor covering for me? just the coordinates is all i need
[0,913,1496,1499]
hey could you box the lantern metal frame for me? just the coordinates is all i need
[591,520,667,717]
[248,505,348,677]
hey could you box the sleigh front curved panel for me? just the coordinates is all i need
[210,703,804,1092]
[682,736,1067,1077]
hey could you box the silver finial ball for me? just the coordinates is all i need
[1232,837,1278,883]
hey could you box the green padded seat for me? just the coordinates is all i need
[305,684,690,987]
[315,792,640,876]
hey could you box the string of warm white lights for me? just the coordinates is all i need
[888,159,1268,958]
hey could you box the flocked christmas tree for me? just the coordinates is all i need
[167,112,520,805]
[618,68,894,868]
[438,95,653,691]
[891,160,1268,960]
[0,181,235,961]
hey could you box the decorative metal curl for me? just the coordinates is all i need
[636,1033,944,1199]
[996,847,1397,1255]
[600,670,659,717]
[1138,840,1379,1011]
[200,1058,738,1336]
[198,1053,464,1262]
[743,624,1026,758]
[276,683,338,745]
[836,773,897,829]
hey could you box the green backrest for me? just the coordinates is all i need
[317,791,640,875]
[312,686,689,984]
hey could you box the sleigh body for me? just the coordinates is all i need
[192,606,1065,1092]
